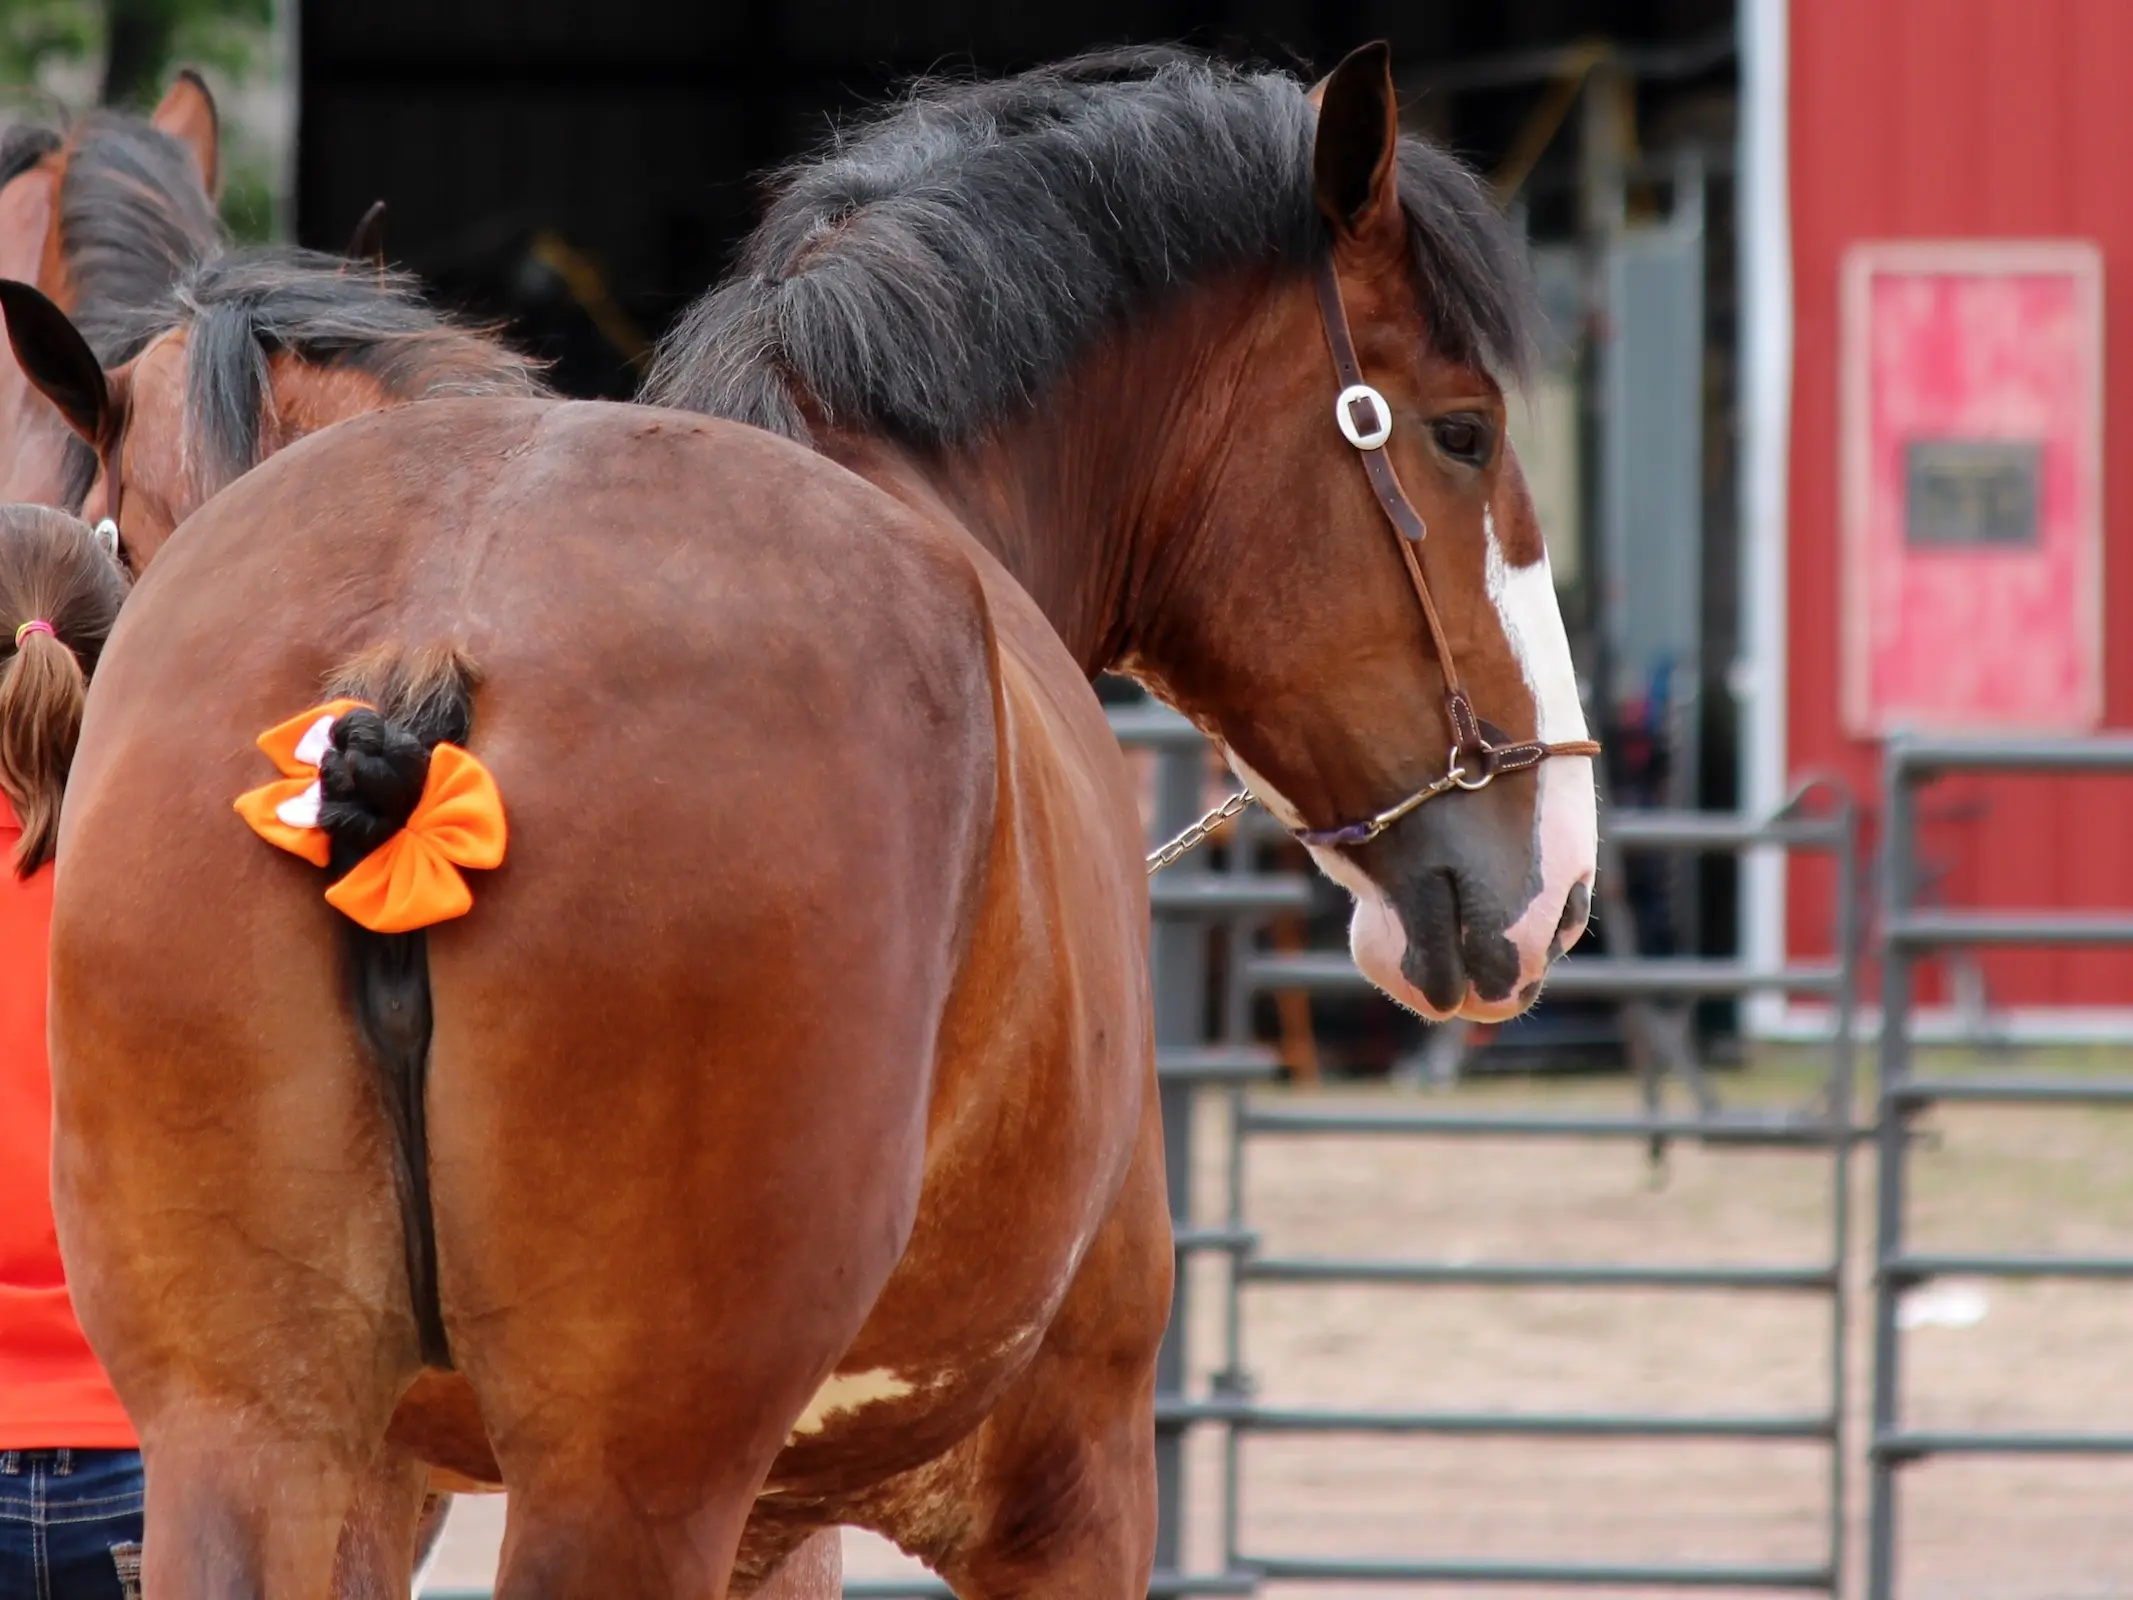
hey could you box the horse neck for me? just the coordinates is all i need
[820,274,1272,677]
[268,355,399,445]
[217,355,408,500]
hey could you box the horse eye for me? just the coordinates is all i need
[1429,414,1492,466]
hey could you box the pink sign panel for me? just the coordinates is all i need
[1841,241,2104,736]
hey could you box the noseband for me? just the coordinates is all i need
[1145,255,1600,875]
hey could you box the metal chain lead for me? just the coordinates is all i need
[1145,788,1256,874]
[1145,750,1489,872]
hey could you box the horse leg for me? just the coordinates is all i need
[490,1469,834,1600]
[137,1422,376,1600]
[115,1211,410,1600]
[748,1532,841,1600]
[330,1446,433,1600]
[890,1089,1170,1599]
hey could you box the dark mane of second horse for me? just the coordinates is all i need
[107,247,547,501]
[1,109,223,354]
[643,46,1536,447]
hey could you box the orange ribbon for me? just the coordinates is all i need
[233,700,508,934]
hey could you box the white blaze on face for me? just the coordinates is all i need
[1484,508,1598,985]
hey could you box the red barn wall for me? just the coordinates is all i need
[1787,0,2133,1008]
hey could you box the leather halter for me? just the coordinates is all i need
[1143,256,1600,875]
[88,461,130,573]
[1285,253,1599,851]
[90,401,133,573]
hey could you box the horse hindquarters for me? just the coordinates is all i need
[760,618,1169,1597]
[403,536,1001,1595]
[844,1072,1170,1597]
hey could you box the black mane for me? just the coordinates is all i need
[643,48,1534,446]
[0,124,60,188]
[104,247,548,502]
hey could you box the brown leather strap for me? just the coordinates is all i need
[1314,261,1429,546]
[1312,253,1600,779]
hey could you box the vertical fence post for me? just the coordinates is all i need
[1217,819,1257,1585]
[1867,740,1917,1600]
[1148,741,1210,1582]
[1826,788,1862,1598]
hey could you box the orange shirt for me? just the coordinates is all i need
[0,793,134,1448]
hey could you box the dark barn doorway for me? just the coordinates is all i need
[297,1,1729,394]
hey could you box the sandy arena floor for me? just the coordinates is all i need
[419,1047,2133,1599]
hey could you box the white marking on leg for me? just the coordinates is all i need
[787,1368,916,1440]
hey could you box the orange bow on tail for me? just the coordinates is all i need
[233,701,508,934]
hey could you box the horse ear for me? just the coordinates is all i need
[0,278,113,447]
[1312,42,1403,246]
[346,200,388,270]
[151,69,221,198]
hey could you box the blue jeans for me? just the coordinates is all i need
[0,1450,143,1600]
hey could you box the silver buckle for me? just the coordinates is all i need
[1334,383,1392,450]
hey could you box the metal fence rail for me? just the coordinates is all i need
[1867,733,2133,1600]
[1113,705,1866,1597]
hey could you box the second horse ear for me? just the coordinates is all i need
[0,278,115,447]
[151,69,221,199]
[347,201,388,270]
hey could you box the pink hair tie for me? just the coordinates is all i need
[13,619,56,648]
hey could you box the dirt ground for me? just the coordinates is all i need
[421,1047,2133,1599]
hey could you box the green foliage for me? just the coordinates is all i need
[0,0,276,108]
[2,0,284,242]
[0,0,99,91]
[167,0,276,91]
[103,0,276,109]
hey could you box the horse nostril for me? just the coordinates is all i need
[1558,879,1591,939]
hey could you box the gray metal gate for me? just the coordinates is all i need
[1867,733,2133,1600]
[1175,740,1861,1589]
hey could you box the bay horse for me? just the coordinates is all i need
[0,72,223,506]
[27,43,1592,1599]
